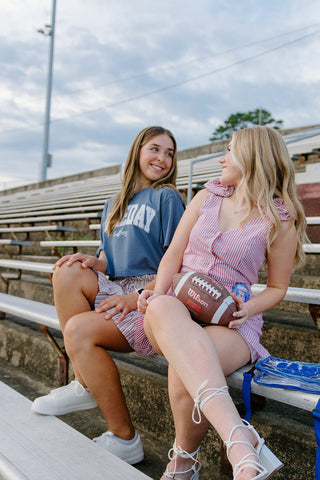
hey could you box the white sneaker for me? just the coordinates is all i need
[31,380,98,415]
[93,430,144,465]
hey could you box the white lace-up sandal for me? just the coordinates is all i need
[191,380,283,479]
[224,420,283,480]
[163,441,201,480]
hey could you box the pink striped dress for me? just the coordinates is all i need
[180,179,291,362]
[132,179,290,359]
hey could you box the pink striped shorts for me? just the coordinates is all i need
[95,272,157,356]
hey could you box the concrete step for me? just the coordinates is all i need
[0,275,54,304]
[257,252,319,278]
[294,253,319,276]
[258,270,320,290]
[0,232,98,258]
[39,244,98,258]
[17,254,58,263]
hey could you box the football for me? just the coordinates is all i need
[172,271,237,326]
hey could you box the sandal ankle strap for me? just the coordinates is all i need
[169,440,200,460]
[192,379,230,424]
[164,441,201,480]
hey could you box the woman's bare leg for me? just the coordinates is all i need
[52,262,99,329]
[159,365,209,480]
[169,365,210,450]
[52,262,99,383]
[64,311,136,439]
[144,295,259,478]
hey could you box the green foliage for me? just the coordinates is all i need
[210,108,283,141]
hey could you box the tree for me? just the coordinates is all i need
[209,108,283,141]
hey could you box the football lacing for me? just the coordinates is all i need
[192,276,222,299]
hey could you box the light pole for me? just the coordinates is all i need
[38,0,56,182]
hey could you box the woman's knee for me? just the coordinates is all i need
[52,262,82,289]
[144,296,164,328]
[146,296,185,325]
[64,314,92,356]
[53,262,98,300]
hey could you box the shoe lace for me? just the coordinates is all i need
[163,441,201,479]
[192,379,230,424]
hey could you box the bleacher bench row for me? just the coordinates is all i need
[0,217,319,479]
[0,284,319,478]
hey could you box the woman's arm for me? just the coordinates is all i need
[155,189,209,292]
[138,189,209,312]
[230,219,298,328]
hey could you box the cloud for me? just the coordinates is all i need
[0,0,320,189]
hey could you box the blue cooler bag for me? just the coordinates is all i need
[254,356,320,394]
[241,356,320,479]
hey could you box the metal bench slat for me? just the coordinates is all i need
[304,243,320,253]
[0,260,54,273]
[0,226,76,233]
[0,213,101,224]
[306,216,320,225]
[0,240,33,245]
[0,294,59,330]
[252,284,320,305]
[0,204,105,219]
[40,240,100,247]
[0,381,152,480]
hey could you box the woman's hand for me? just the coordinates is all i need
[228,293,250,329]
[53,253,106,272]
[95,292,139,321]
[138,289,163,314]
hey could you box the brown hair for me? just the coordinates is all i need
[106,126,178,235]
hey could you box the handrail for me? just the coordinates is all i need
[187,152,224,203]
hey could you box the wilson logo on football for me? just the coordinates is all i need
[187,300,201,312]
[187,288,209,308]
[173,271,237,326]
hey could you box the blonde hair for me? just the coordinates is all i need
[231,126,307,267]
[106,126,178,235]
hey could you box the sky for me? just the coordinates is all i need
[0,1,320,190]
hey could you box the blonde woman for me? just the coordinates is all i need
[32,126,185,464]
[139,126,307,480]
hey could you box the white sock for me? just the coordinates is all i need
[113,430,138,445]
